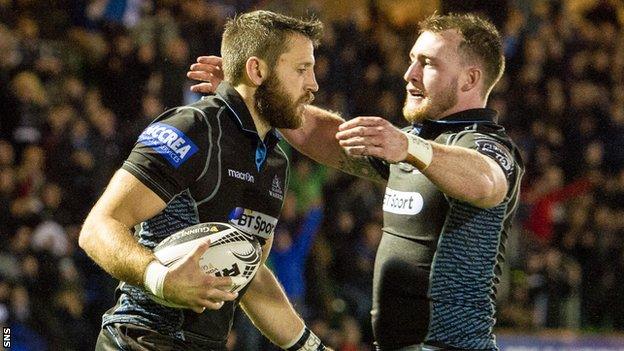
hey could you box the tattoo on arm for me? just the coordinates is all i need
[337,150,386,184]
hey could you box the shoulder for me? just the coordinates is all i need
[274,142,290,161]
[181,96,230,127]
[438,122,514,151]
[442,123,523,178]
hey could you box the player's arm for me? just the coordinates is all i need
[419,142,508,208]
[78,169,237,312]
[336,116,509,208]
[240,236,330,350]
[78,169,165,286]
[187,56,386,184]
[282,106,386,184]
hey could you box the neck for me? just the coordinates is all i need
[437,96,487,120]
[234,84,271,140]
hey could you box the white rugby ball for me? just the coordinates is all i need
[148,222,262,308]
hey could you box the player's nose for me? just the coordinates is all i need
[307,71,319,92]
[404,61,422,83]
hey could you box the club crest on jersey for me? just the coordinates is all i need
[138,122,198,168]
[474,138,514,177]
[269,175,283,200]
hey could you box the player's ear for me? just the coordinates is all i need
[461,66,481,92]
[245,57,268,86]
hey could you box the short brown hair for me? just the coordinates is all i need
[221,10,323,85]
[419,13,505,97]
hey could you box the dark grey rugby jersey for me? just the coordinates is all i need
[102,82,289,344]
[371,109,524,350]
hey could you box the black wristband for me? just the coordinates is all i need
[286,327,326,351]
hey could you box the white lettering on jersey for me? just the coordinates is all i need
[227,169,255,183]
[383,188,424,215]
[138,122,199,168]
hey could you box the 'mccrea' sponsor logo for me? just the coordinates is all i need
[228,169,255,183]
[138,122,199,168]
[383,188,424,215]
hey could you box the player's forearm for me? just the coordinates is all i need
[420,143,507,208]
[79,214,155,287]
[280,105,345,169]
[281,106,386,183]
[241,265,304,347]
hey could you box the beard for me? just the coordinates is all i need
[254,73,314,129]
[403,78,458,123]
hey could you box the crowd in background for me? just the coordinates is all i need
[0,0,623,350]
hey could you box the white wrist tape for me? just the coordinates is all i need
[403,131,433,170]
[283,326,325,351]
[144,260,168,299]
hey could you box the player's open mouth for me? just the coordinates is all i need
[408,88,425,98]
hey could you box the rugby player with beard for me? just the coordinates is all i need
[189,13,524,351]
[79,10,331,351]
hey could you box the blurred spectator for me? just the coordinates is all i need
[95,29,151,121]
[270,193,324,316]
[523,166,593,245]
[9,71,49,148]
[337,316,369,351]
[52,287,92,351]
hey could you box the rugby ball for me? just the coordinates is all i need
[148,222,262,308]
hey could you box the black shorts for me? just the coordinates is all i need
[96,323,227,351]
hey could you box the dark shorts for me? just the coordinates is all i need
[96,323,227,351]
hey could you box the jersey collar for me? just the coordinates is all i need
[215,81,282,145]
[215,81,281,171]
[413,108,498,139]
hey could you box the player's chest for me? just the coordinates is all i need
[189,135,287,232]
[383,162,447,219]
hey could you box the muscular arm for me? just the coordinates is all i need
[79,169,236,311]
[421,143,508,208]
[337,116,508,208]
[78,169,166,286]
[240,236,304,347]
[281,105,387,184]
[241,266,304,346]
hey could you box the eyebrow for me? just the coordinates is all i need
[410,53,437,63]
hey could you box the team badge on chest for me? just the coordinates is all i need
[269,175,283,200]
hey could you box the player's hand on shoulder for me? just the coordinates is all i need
[336,116,408,163]
[162,238,237,313]
[188,56,224,94]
